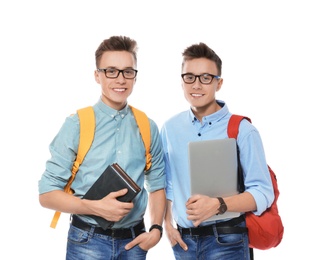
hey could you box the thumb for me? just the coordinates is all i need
[111,188,128,198]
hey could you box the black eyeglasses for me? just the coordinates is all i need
[97,68,138,79]
[181,73,221,84]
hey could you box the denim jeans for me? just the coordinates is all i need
[66,223,147,260]
[173,222,250,260]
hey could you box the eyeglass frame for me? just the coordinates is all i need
[97,68,138,79]
[181,73,221,84]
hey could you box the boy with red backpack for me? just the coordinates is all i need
[160,42,280,260]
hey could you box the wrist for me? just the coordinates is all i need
[149,224,163,238]
[216,197,228,215]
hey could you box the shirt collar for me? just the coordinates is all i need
[96,98,130,119]
[189,100,229,125]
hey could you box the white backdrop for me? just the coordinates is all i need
[1,0,323,259]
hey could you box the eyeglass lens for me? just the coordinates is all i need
[100,68,137,79]
[182,74,214,84]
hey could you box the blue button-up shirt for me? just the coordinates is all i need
[160,100,274,228]
[38,98,165,228]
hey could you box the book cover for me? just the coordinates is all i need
[83,163,141,230]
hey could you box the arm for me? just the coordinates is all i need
[39,188,134,223]
[186,192,256,227]
[124,189,166,251]
[148,188,166,227]
[164,199,188,250]
[124,119,167,250]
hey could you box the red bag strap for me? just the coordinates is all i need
[227,114,252,193]
[227,114,251,139]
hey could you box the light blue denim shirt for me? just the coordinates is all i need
[39,98,165,228]
[160,100,274,228]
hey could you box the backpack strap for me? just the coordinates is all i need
[50,106,95,228]
[227,114,252,194]
[129,105,152,171]
[227,114,251,139]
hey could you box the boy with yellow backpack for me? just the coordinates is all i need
[38,36,166,260]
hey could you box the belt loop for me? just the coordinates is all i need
[130,226,136,238]
[212,224,218,236]
[177,225,183,235]
[89,225,96,236]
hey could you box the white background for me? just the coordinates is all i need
[1,0,323,259]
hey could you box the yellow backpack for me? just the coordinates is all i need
[50,105,151,228]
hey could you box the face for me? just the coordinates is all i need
[182,58,223,116]
[94,51,137,110]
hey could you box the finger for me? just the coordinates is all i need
[177,238,188,251]
[113,188,128,197]
[186,204,193,210]
[124,236,139,250]
[170,230,188,251]
[186,194,200,205]
[192,220,201,227]
[186,208,198,217]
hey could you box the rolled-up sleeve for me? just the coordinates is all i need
[144,120,166,192]
[38,116,79,194]
[238,120,275,215]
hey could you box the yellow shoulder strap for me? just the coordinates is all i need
[129,105,152,172]
[50,106,95,228]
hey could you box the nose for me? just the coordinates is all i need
[192,80,202,89]
[116,71,126,83]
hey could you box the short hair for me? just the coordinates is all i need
[95,36,138,68]
[182,42,222,76]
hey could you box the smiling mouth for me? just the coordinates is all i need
[113,88,126,92]
[191,93,203,97]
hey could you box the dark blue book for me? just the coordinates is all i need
[83,163,141,230]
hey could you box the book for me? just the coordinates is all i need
[83,163,141,230]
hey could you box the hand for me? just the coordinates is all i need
[186,194,218,226]
[92,188,134,222]
[165,223,188,251]
[124,228,161,251]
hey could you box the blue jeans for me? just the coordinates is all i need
[66,223,148,260]
[173,222,250,260]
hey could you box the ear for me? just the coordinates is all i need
[216,78,223,92]
[94,70,100,84]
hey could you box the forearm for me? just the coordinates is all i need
[164,199,174,227]
[148,189,166,226]
[39,190,94,215]
[225,191,257,213]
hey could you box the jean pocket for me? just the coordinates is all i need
[68,225,92,244]
[216,232,244,246]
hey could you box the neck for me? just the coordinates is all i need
[191,101,221,122]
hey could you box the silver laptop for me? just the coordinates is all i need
[189,138,240,221]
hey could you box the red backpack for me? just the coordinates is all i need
[227,114,284,250]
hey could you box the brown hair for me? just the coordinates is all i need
[182,42,222,76]
[95,36,138,68]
